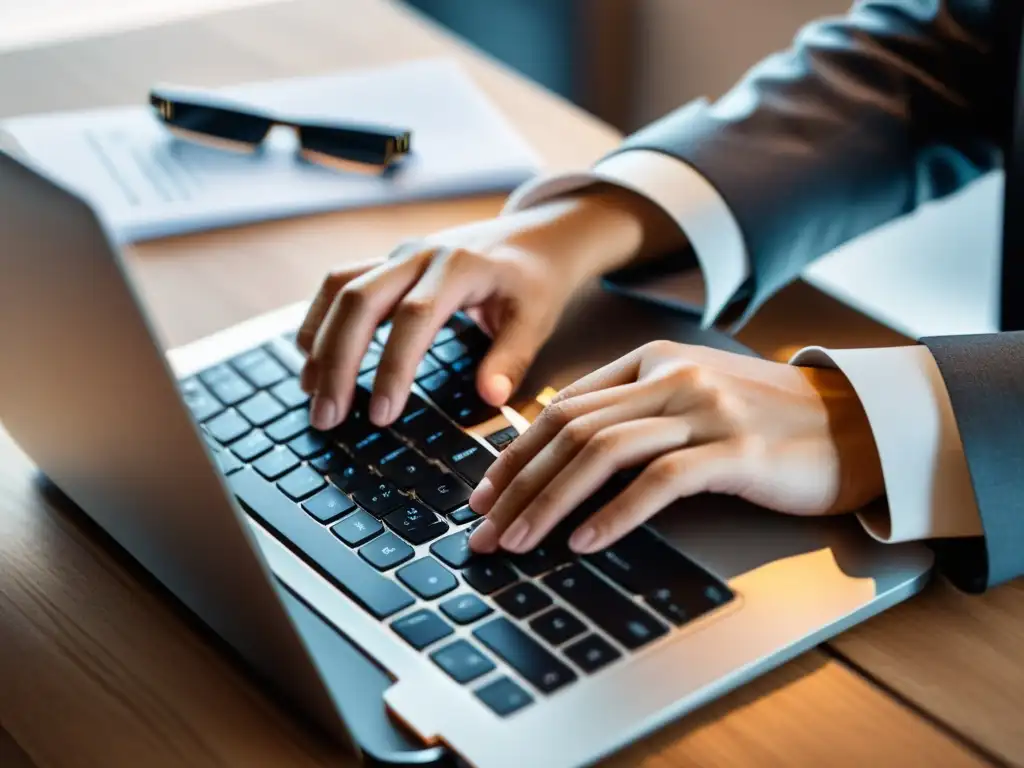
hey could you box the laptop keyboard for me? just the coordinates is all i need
[180,313,734,718]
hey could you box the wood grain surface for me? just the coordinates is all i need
[0,1,1018,767]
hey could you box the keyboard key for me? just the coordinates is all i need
[232,348,288,389]
[270,378,310,410]
[391,608,453,650]
[264,336,306,376]
[449,506,480,525]
[350,480,403,518]
[464,558,517,594]
[431,639,495,684]
[448,356,476,375]
[331,510,384,547]
[278,465,326,501]
[325,461,374,493]
[310,449,339,473]
[530,608,585,646]
[442,439,496,486]
[350,430,404,466]
[429,531,473,569]
[432,326,457,346]
[584,527,733,626]
[418,368,450,394]
[397,557,458,599]
[433,383,501,426]
[359,532,414,571]
[415,354,442,380]
[439,593,492,625]
[377,445,433,488]
[397,405,449,444]
[230,430,274,462]
[564,634,621,673]
[253,446,301,480]
[416,471,472,513]
[485,425,519,452]
[474,617,576,694]
[543,564,668,651]
[303,485,356,523]
[493,583,552,619]
[212,447,244,476]
[475,677,532,717]
[510,543,573,577]
[200,364,256,406]
[288,430,329,460]
[432,338,469,364]
[206,409,250,444]
[456,323,491,354]
[238,391,287,427]
[182,378,225,423]
[265,408,310,443]
[230,469,414,619]
[384,504,449,545]
[374,322,392,344]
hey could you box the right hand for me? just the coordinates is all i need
[298,185,668,430]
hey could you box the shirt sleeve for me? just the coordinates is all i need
[791,344,982,542]
[502,142,749,328]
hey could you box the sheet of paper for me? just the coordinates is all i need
[1,58,541,241]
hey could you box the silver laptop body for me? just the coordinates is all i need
[0,150,934,768]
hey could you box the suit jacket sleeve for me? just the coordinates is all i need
[919,333,1024,591]
[611,0,1007,319]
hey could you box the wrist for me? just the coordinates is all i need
[800,367,885,512]
[511,183,688,280]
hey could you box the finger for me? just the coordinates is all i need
[475,303,555,407]
[568,441,743,553]
[547,348,643,405]
[372,247,497,425]
[470,381,650,518]
[297,259,384,355]
[498,416,696,553]
[309,252,432,429]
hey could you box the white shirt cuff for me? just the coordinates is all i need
[503,147,749,328]
[791,345,983,542]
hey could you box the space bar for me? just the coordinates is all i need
[230,468,415,619]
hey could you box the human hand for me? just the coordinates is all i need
[468,341,885,555]
[297,184,684,431]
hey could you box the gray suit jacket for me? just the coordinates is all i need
[608,0,1022,592]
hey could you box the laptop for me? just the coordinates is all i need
[0,149,935,768]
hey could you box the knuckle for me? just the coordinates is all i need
[337,284,372,314]
[584,428,620,459]
[644,339,679,358]
[561,418,593,449]
[444,246,482,272]
[395,295,437,323]
[645,453,683,487]
[540,400,576,430]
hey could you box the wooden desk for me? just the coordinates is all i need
[0,1,1018,766]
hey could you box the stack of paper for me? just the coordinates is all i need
[0,58,541,241]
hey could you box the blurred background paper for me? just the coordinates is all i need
[0,58,541,242]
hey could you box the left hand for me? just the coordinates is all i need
[468,340,885,555]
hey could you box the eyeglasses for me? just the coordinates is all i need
[149,85,412,172]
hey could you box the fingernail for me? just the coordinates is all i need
[469,478,496,514]
[369,395,391,426]
[488,374,513,405]
[469,519,499,553]
[500,518,530,551]
[310,396,337,430]
[569,526,597,553]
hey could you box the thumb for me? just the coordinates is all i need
[476,310,551,406]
